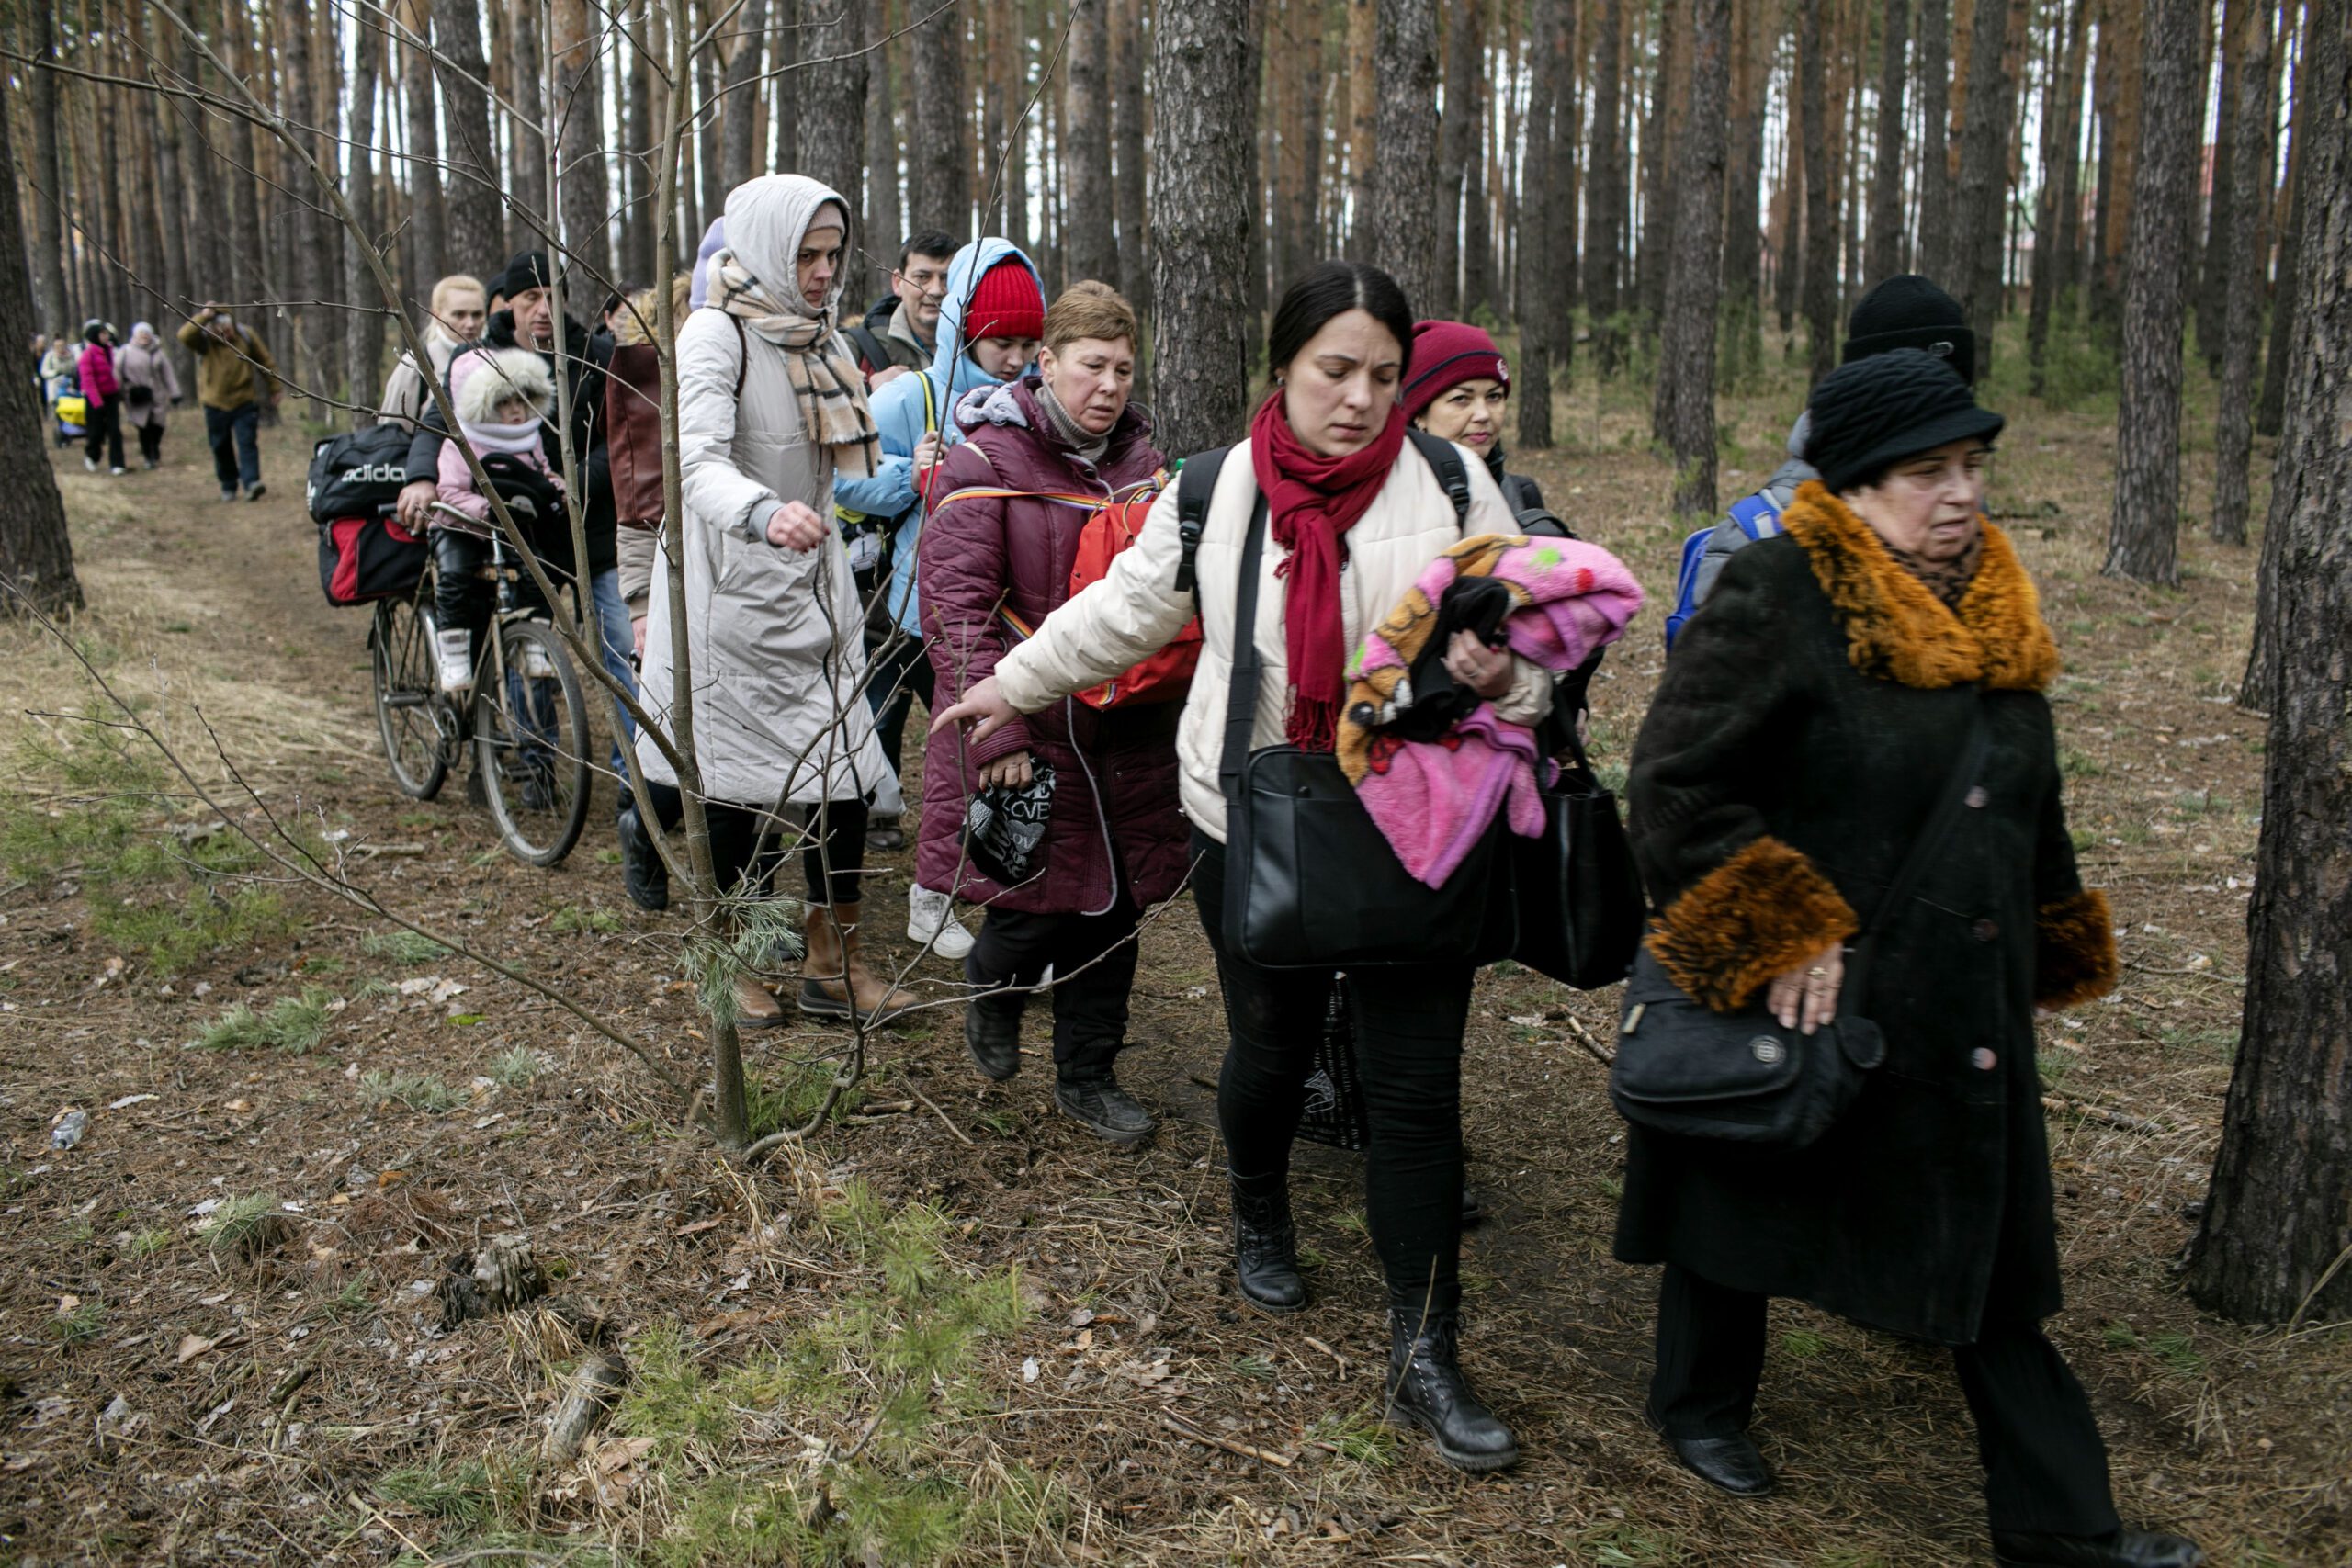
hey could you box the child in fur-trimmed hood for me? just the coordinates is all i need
[435,344,564,529]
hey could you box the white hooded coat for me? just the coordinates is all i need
[633,175,892,810]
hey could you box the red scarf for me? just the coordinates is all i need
[1248,390,1408,750]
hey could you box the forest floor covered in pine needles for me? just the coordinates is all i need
[1,337,2346,1566]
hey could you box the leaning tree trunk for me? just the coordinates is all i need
[1065,0,1119,287]
[1866,0,1912,287]
[797,1,869,230]
[1798,0,1837,384]
[1150,0,1253,457]
[1657,0,1732,518]
[1916,0,1953,285]
[2188,0,2352,1326]
[2103,0,2201,586]
[434,0,503,276]
[1516,0,1560,452]
[0,83,81,620]
[1371,0,1442,311]
[2211,0,2275,547]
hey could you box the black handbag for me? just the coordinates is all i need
[1216,492,1512,969]
[1609,695,1990,1148]
[1508,730,1645,988]
[962,760,1057,886]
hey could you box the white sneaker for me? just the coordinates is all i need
[520,641,555,679]
[435,626,473,693]
[83,457,98,472]
[906,885,975,961]
[108,466,126,476]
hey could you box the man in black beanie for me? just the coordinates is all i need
[1670,275,1975,638]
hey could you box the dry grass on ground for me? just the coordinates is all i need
[0,339,2345,1566]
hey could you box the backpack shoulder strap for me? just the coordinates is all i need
[1406,428,1473,527]
[921,371,938,437]
[726,312,749,400]
[1174,446,1230,593]
[843,321,888,375]
[1727,488,1783,538]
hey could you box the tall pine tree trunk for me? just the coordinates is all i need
[2102,0,2199,585]
[2199,0,2250,374]
[348,14,386,422]
[1346,0,1377,254]
[1370,0,1441,310]
[865,0,904,258]
[2260,1,2320,438]
[798,1,868,223]
[718,0,766,193]
[2188,0,2352,1327]
[1917,0,1953,283]
[1658,0,1732,516]
[507,0,548,255]
[1434,0,1484,320]
[913,1,970,234]
[2211,0,2273,547]
[1515,0,1558,451]
[1114,0,1152,310]
[1586,0,1624,370]
[1951,0,2016,363]
[435,0,503,275]
[1799,0,1838,383]
[1721,0,1768,381]
[1636,0,1681,329]
[1868,0,1913,286]
[403,3,447,287]
[554,0,610,286]
[0,69,80,620]
[26,6,69,341]
[1150,0,1253,457]
[2029,0,2086,391]
[1066,0,1118,286]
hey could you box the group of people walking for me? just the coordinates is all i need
[32,308,282,498]
[63,163,2191,1564]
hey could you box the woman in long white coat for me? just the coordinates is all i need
[633,174,914,1030]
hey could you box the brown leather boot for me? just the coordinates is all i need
[798,902,918,1025]
[731,971,786,1029]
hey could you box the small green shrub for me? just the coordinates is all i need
[49,1300,105,1343]
[548,905,622,935]
[361,930,449,964]
[200,1192,289,1259]
[486,1046,545,1087]
[196,987,338,1053]
[360,1069,458,1112]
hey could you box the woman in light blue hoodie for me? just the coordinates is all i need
[860,238,1046,953]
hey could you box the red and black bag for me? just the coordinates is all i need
[316,514,429,606]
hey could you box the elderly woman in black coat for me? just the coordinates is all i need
[1619,351,2199,1568]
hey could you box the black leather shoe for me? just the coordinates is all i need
[865,818,906,852]
[1661,1432,1774,1495]
[1228,1172,1306,1314]
[1053,1070,1155,1145]
[1991,1529,2203,1568]
[617,806,669,912]
[1385,1310,1519,1472]
[1461,1184,1485,1227]
[963,998,1021,1081]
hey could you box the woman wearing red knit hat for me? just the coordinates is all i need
[1400,320,1564,530]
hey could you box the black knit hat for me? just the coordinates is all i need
[1805,348,2006,494]
[1843,274,1975,384]
[492,251,560,301]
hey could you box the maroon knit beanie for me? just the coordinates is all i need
[1401,320,1511,422]
[963,259,1045,344]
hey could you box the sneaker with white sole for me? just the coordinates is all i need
[83,457,99,472]
[436,626,474,693]
[520,640,555,679]
[906,884,975,961]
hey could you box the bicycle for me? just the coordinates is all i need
[368,504,595,866]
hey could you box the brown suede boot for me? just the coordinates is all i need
[798,902,918,1025]
[731,972,786,1029]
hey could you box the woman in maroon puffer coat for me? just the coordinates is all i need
[918,282,1186,1145]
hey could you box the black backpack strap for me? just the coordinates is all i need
[843,321,889,376]
[726,313,750,399]
[1406,428,1473,527]
[1174,445,1230,593]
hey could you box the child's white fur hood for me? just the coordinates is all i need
[450,345,556,427]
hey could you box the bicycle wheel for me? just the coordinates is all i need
[474,617,593,866]
[371,587,449,800]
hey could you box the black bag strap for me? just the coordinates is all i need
[1173,446,1228,592]
[726,313,750,399]
[1217,487,1277,798]
[843,321,889,376]
[1844,691,1992,994]
[1405,428,1473,526]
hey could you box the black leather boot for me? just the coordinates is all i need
[1228,1172,1306,1314]
[961,953,1023,1080]
[616,804,669,912]
[1990,1529,2203,1568]
[1385,1310,1520,1472]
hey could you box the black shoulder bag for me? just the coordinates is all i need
[1508,726,1646,989]
[1609,694,1991,1148]
[1214,477,1514,969]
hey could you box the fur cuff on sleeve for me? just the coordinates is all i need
[1646,838,1860,1012]
[2034,889,2118,1009]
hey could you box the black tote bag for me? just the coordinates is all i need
[1507,734,1645,988]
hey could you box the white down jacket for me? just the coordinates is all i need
[633,175,891,809]
[992,436,1552,841]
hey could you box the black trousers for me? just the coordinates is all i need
[434,528,551,654]
[1192,830,1475,1319]
[1650,1264,2123,1537]
[865,629,935,801]
[84,399,123,468]
[644,781,869,906]
[966,892,1141,1077]
[135,420,164,464]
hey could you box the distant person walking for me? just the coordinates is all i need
[114,322,182,470]
[178,305,280,502]
[76,321,125,476]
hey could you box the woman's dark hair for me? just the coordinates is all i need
[1268,262,1416,380]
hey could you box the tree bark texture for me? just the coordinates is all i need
[912,0,970,236]
[773,0,802,203]
[1798,0,1837,383]
[1371,0,1442,311]
[403,5,448,288]
[1867,0,1913,287]
[2200,0,2250,374]
[865,0,904,260]
[798,0,869,231]
[1636,0,1681,328]
[553,0,610,288]
[27,5,69,342]
[2029,0,2086,392]
[1347,0,1377,254]
[434,0,503,277]
[1720,0,1767,382]
[1150,0,1254,457]
[2188,0,2352,1326]
[1951,0,2014,359]
[2102,0,2199,585]
[2261,0,2323,438]
[2211,0,2275,547]
[1515,0,1559,451]
[718,0,766,194]
[1065,0,1119,287]
[1657,0,1731,517]
[1916,0,1953,285]
[347,14,386,422]
[1114,0,1153,312]
[0,68,81,620]
[507,0,548,256]
[1586,0,1625,370]
[1434,0,1485,320]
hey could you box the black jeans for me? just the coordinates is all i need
[1192,829,1475,1319]
[203,401,261,491]
[1649,1265,2123,1537]
[135,420,164,464]
[864,628,935,801]
[84,399,123,468]
[967,892,1141,1077]
[433,528,551,657]
[643,781,869,906]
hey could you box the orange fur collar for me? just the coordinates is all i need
[1781,480,2060,692]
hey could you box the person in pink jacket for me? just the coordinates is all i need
[430,344,563,692]
[76,321,125,475]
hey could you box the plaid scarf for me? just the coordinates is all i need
[708,251,879,477]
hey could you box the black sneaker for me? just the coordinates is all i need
[245,482,266,502]
[617,806,669,911]
[1053,1071,1155,1145]
[963,998,1021,1080]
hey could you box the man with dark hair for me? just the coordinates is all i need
[845,229,961,388]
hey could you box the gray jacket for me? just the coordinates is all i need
[1690,412,1816,608]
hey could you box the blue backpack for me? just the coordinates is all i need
[1664,490,1784,649]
